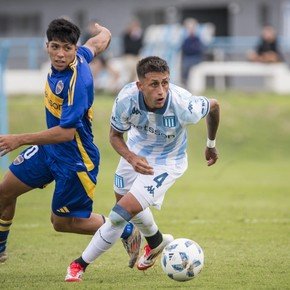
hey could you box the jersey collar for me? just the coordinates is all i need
[138,91,170,115]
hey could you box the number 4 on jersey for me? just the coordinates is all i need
[153,172,168,188]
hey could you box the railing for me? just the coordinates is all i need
[1,36,290,70]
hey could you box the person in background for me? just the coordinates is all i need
[0,18,140,267]
[122,19,143,83]
[247,25,283,63]
[82,19,120,93]
[180,18,205,87]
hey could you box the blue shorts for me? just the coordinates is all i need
[9,145,99,218]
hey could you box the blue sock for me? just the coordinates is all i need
[121,222,134,239]
[0,219,12,253]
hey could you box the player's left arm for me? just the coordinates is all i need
[0,126,75,157]
[205,98,220,166]
[83,23,111,57]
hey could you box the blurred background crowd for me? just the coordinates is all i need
[1,0,290,94]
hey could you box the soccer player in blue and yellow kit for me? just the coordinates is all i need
[0,18,140,266]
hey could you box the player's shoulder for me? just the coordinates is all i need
[169,83,192,97]
[169,83,194,106]
[76,46,94,65]
[117,82,139,102]
[169,83,208,102]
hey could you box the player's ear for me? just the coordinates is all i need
[136,81,142,91]
[46,42,49,53]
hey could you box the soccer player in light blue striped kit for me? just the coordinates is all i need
[66,56,220,281]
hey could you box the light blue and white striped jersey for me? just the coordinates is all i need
[110,82,210,165]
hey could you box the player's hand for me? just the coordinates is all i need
[205,147,218,166]
[0,134,21,157]
[128,154,154,175]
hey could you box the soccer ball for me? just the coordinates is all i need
[161,238,204,282]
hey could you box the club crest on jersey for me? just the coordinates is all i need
[163,116,176,127]
[55,80,64,94]
[13,154,24,165]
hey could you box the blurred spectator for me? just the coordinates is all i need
[247,25,283,63]
[180,18,205,86]
[122,19,143,82]
[82,20,120,93]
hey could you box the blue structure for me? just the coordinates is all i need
[0,40,9,170]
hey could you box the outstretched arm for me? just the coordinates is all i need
[0,126,75,157]
[109,127,154,175]
[84,23,111,57]
[205,98,220,166]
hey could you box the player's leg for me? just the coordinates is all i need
[65,192,143,282]
[0,145,53,263]
[114,158,173,269]
[49,161,134,238]
[130,163,187,270]
[49,160,103,234]
[50,212,106,235]
[115,192,141,268]
[0,170,33,262]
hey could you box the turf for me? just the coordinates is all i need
[0,90,289,289]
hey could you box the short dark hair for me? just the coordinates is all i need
[137,56,170,79]
[46,18,80,45]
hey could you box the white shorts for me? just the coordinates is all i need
[114,158,188,210]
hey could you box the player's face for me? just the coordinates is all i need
[137,72,170,110]
[46,40,77,71]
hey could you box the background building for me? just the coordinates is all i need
[1,0,290,91]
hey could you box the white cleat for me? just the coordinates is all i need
[137,234,174,270]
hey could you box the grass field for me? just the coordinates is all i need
[0,90,290,289]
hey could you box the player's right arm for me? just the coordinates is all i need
[109,127,154,175]
[0,126,75,157]
[83,23,111,57]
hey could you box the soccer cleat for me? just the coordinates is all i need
[122,226,142,268]
[137,234,174,270]
[0,251,8,263]
[65,261,84,282]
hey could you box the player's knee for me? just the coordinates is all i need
[51,219,63,232]
[0,182,13,204]
[109,204,132,227]
[51,216,69,232]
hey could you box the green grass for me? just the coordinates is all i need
[1,90,290,289]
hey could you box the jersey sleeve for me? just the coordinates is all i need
[177,94,210,125]
[170,84,210,125]
[110,93,131,133]
[77,46,94,64]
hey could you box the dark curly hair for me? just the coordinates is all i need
[46,18,80,45]
[137,56,170,79]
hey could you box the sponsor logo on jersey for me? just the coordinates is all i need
[13,155,24,165]
[132,107,141,115]
[45,82,63,118]
[188,101,193,114]
[131,123,175,139]
[163,116,176,127]
[55,80,64,94]
[201,99,206,115]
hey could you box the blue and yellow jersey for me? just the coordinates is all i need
[43,46,99,171]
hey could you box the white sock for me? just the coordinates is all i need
[82,219,124,263]
[131,207,158,237]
